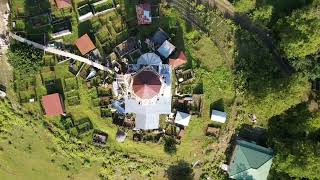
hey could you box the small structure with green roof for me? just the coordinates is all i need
[227,140,274,180]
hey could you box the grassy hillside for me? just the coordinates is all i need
[0,99,165,179]
[0,100,90,179]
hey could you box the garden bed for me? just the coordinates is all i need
[92,0,114,14]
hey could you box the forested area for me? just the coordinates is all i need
[233,0,320,79]
[231,0,320,179]
[268,103,320,179]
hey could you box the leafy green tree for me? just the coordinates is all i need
[166,161,194,180]
[274,0,320,79]
[276,2,320,59]
[268,103,320,179]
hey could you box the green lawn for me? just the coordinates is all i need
[0,101,90,180]
[192,37,225,71]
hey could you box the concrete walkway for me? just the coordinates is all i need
[9,33,113,73]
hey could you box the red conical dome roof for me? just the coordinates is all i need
[132,70,161,99]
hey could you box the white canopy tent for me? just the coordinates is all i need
[211,110,227,123]
[175,111,191,127]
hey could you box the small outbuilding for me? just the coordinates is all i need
[55,0,72,9]
[116,129,127,143]
[206,126,220,137]
[42,93,65,116]
[136,3,152,25]
[114,37,138,58]
[175,111,191,127]
[157,40,175,58]
[151,29,169,47]
[75,34,96,55]
[93,133,108,146]
[227,140,274,180]
[169,51,187,69]
[211,110,227,123]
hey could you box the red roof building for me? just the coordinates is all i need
[132,70,162,99]
[169,51,187,69]
[75,34,96,55]
[42,93,64,116]
[55,0,72,9]
[136,3,152,25]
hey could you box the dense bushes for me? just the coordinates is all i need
[7,42,44,76]
[268,103,320,179]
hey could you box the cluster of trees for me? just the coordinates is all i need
[268,103,320,179]
[235,0,320,80]
[274,0,320,80]
[230,1,320,179]
[7,42,43,76]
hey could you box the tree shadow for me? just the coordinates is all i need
[45,78,64,97]
[267,103,311,141]
[78,21,94,38]
[163,136,177,155]
[166,160,194,180]
[210,98,224,116]
[237,124,267,147]
[23,0,51,44]
[266,101,320,178]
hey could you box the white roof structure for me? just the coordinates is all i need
[112,100,125,114]
[157,40,175,58]
[137,52,162,65]
[175,111,191,127]
[211,110,227,123]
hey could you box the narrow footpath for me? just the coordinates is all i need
[9,33,113,73]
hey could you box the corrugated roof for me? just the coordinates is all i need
[133,70,161,99]
[157,40,175,58]
[136,3,152,25]
[175,111,191,127]
[75,34,96,55]
[228,140,274,180]
[55,0,72,9]
[151,29,169,46]
[135,113,159,129]
[211,110,227,123]
[42,93,64,116]
[169,51,187,69]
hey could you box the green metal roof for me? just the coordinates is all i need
[228,140,274,180]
